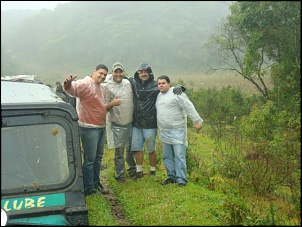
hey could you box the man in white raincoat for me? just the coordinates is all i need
[103,62,136,184]
[155,75,203,187]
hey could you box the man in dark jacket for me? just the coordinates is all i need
[128,62,184,179]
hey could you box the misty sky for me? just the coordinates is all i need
[1,1,70,11]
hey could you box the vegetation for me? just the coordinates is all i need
[1,1,300,226]
[86,2,301,226]
[206,1,300,103]
[86,123,300,225]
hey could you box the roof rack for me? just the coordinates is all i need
[1,75,36,82]
[1,75,43,84]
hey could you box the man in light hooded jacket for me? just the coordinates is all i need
[103,62,136,183]
[155,75,203,187]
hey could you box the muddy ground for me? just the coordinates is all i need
[101,174,132,226]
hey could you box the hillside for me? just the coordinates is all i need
[1,1,231,82]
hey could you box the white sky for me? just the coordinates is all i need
[1,1,70,11]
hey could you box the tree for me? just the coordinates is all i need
[205,16,271,100]
[206,1,301,108]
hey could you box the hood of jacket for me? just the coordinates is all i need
[134,62,154,84]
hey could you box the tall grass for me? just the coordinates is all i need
[85,72,300,226]
[86,126,300,226]
[169,71,273,97]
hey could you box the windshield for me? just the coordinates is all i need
[1,123,69,190]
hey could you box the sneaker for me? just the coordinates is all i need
[85,189,100,196]
[131,171,144,180]
[116,178,127,184]
[150,170,156,176]
[94,183,109,194]
[178,183,186,187]
[161,178,177,185]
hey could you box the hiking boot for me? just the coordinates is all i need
[94,183,109,194]
[128,171,137,179]
[150,170,156,176]
[85,189,101,196]
[131,171,144,180]
[116,178,127,184]
[161,178,177,185]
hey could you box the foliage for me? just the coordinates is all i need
[239,101,301,198]
[84,79,300,225]
[206,1,301,106]
[203,100,300,221]
[87,122,300,226]
[230,2,300,64]
[202,3,301,212]
[170,81,299,212]
[7,1,298,225]
[230,1,301,113]
[205,10,271,100]
[270,63,301,114]
[178,81,300,225]
[187,84,265,125]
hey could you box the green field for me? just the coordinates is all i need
[86,126,300,226]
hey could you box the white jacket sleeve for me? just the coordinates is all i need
[177,93,203,124]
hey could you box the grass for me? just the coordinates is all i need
[86,126,300,226]
[84,73,300,226]
[85,191,118,225]
[169,71,273,96]
[86,131,229,226]
[118,179,225,226]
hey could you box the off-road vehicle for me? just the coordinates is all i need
[1,75,88,225]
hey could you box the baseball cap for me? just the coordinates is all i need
[112,62,124,72]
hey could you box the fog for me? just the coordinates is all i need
[1,1,232,84]
[1,1,70,11]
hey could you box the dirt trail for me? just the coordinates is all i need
[101,175,132,226]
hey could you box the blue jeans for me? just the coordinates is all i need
[79,126,106,194]
[162,142,188,184]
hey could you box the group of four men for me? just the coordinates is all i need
[63,62,203,196]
